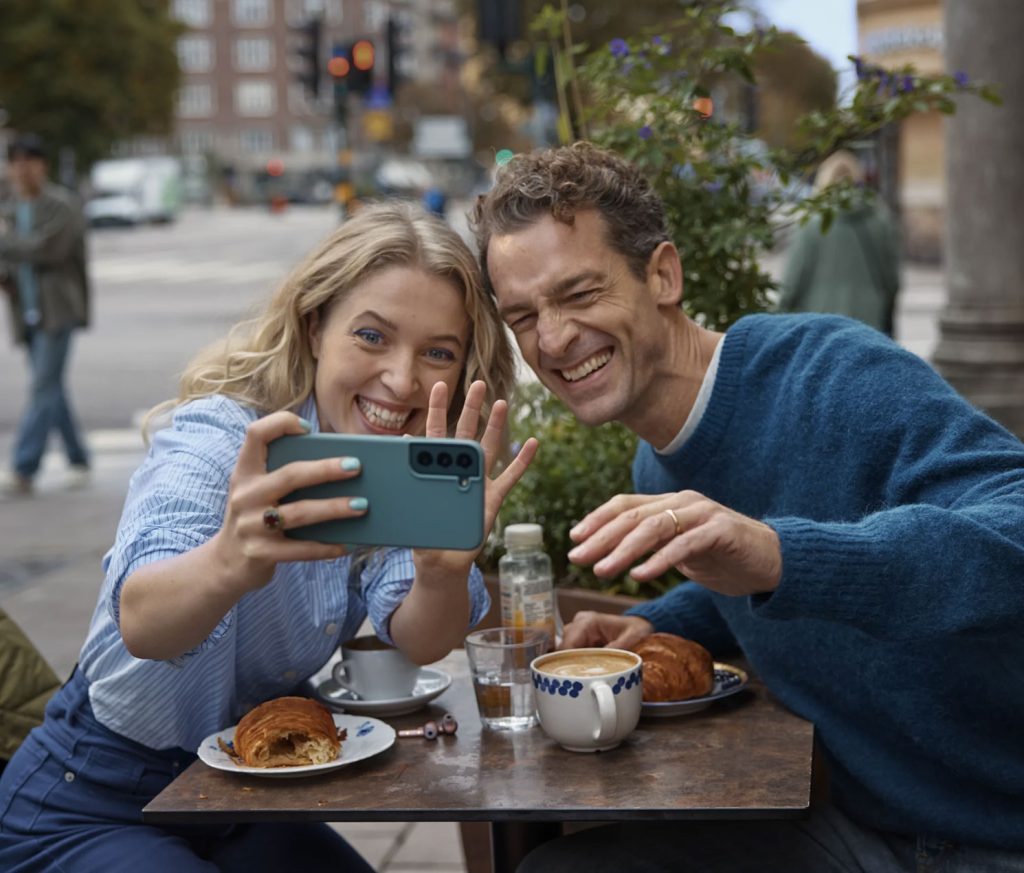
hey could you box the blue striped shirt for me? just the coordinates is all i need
[79,394,489,751]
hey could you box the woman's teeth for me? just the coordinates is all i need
[561,351,611,382]
[358,398,411,429]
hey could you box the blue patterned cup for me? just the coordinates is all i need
[530,648,642,752]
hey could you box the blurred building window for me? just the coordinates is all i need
[321,127,339,153]
[235,80,276,116]
[364,0,387,31]
[284,0,337,26]
[235,37,273,71]
[180,129,215,155]
[178,36,214,72]
[324,0,344,26]
[240,129,275,153]
[178,83,215,118]
[289,124,315,153]
[174,0,210,27]
[233,0,271,27]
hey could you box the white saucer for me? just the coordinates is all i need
[197,714,395,778]
[640,663,749,718]
[313,667,453,717]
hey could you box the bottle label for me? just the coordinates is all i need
[500,577,556,641]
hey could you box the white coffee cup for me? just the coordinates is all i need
[530,647,643,753]
[332,635,420,700]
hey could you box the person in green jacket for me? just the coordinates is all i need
[0,608,61,777]
[779,150,901,336]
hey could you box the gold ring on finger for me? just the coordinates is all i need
[663,508,682,536]
[263,506,283,532]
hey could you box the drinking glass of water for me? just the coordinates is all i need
[464,627,550,730]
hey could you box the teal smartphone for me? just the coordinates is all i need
[266,433,485,551]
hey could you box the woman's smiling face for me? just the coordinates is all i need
[307,265,470,436]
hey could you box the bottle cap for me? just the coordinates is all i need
[503,523,543,549]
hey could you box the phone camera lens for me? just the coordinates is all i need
[437,452,453,468]
[456,453,473,469]
[417,450,433,467]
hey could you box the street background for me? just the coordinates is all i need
[0,202,947,871]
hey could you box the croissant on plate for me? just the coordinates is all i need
[631,633,714,702]
[231,696,341,768]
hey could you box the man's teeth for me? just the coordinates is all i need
[561,352,611,383]
[358,398,411,429]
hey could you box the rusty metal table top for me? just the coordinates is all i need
[143,650,814,825]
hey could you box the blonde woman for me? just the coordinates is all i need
[0,202,537,872]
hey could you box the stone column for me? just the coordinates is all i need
[933,0,1024,437]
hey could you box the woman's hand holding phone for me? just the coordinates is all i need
[214,411,367,594]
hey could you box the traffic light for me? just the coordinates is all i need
[386,17,403,98]
[477,0,521,59]
[329,43,350,125]
[347,38,375,95]
[294,16,323,99]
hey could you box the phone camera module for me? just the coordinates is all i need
[437,451,453,468]
[456,453,473,469]
[416,450,433,467]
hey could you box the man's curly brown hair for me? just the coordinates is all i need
[471,142,670,294]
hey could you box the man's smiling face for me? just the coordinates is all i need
[487,209,669,428]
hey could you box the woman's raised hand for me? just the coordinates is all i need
[420,380,538,564]
[214,411,365,594]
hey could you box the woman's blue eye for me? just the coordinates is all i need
[355,328,383,345]
[428,348,456,362]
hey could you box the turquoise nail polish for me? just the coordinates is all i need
[349,497,369,511]
[340,457,361,471]
[297,417,312,432]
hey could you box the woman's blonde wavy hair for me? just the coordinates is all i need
[144,200,516,438]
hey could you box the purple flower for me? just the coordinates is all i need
[954,70,969,87]
[638,125,653,140]
[510,441,522,455]
[703,180,724,194]
[853,56,865,80]
[652,35,669,55]
[609,38,629,59]
[899,75,915,93]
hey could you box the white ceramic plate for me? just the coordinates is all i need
[313,667,453,717]
[197,713,395,778]
[640,663,749,718]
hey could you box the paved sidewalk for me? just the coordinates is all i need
[0,256,946,872]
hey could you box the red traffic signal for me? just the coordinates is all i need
[352,39,374,71]
[328,55,350,77]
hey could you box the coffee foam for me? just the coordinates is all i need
[538,651,636,678]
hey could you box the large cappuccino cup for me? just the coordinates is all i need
[530,648,642,752]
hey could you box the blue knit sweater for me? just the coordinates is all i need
[627,313,1024,849]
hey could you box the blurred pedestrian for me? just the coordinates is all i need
[778,149,900,336]
[0,133,91,496]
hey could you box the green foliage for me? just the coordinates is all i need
[0,0,183,174]
[481,382,680,599]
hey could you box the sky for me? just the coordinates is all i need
[755,0,859,93]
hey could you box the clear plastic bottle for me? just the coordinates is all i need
[498,523,560,647]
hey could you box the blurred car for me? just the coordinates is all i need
[85,157,182,226]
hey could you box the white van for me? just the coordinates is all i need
[86,157,182,226]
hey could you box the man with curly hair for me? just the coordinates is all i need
[473,142,1024,873]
